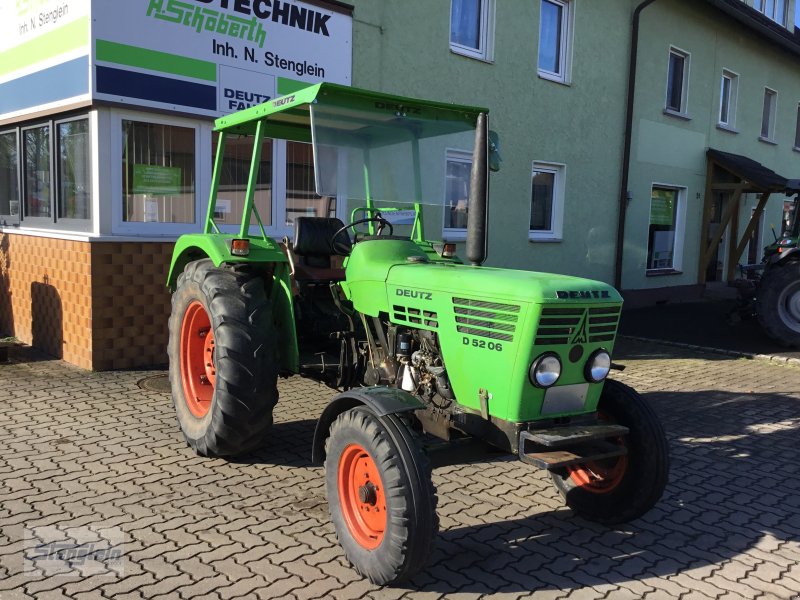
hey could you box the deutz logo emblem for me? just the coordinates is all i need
[571,312,588,344]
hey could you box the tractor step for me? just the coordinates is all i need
[524,423,629,448]
[518,438,628,470]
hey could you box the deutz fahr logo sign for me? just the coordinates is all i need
[147,0,332,49]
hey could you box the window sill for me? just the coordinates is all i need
[758,135,778,146]
[537,71,570,86]
[528,235,563,243]
[663,109,691,121]
[449,46,493,64]
[716,123,738,134]
[646,269,683,277]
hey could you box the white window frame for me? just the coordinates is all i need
[537,0,574,85]
[110,109,207,236]
[760,87,778,143]
[664,46,691,118]
[793,103,800,151]
[442,149,472,241]
[449,0,495,62]
[529,161,566,242]
[646,183,687,273]
[718,69,739,131]
[754,0,788,26]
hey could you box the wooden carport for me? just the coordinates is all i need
[698,149,799,284]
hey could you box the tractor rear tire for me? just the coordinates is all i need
[550,379,669,525]
[756,260,800,347]
[168,259,278,457]
[325,407,438,585]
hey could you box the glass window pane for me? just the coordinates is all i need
[286,141,333,226]
[765,0,776,18]
[761,91,774,138]
[24,126,51,218]
[450,0,482,49]
[122,121,195,223]
[775,0,786,23]
[720,76,731,123]
[667,53,684,111]
[648,188,678,270]
[444,158,471,229]
[211,132,272,227]
[530,170,555,231]
[0,132,19,218]
[538,0,562,74]
[58,120,91,221]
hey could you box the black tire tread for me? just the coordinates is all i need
[325,407,438,585]
[168,259,278,457]
[756,260,800,348]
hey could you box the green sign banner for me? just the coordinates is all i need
[133,164,181,195]
[650,189,676,227]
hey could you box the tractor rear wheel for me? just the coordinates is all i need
[550,379,669,524]
[325,407,438,585]
[168,259,278,457]
[756,260,800,347]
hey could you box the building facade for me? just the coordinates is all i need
[1,0,799,368]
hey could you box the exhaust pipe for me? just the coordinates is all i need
[466,112,489,266]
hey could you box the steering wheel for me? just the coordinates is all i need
[331,216,394,254]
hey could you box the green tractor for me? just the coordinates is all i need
[166,84,669,585]
[757,191,800,346]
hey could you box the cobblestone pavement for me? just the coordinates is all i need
[1,339,799,600]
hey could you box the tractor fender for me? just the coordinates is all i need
[777,247,800,263]
[311,387,425,465]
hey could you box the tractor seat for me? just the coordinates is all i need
[289,217,351,281]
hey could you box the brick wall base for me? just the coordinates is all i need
[0,232,174,371]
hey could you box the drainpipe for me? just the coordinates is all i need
[614,0,659,290]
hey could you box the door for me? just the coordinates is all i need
[706,192,729,282]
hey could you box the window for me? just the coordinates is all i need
[211,132,273,229]
[718,70,738,129]
[57,119,91,224]
[760,88,777,142]
[794,104,800,150]
[122,120,195,223]
[285,141,334,226]
[0,131,19,223]
[665,48,690,115]
[754,0,788,25]
[538,0,572,83]
[443,150,472,239]
[647,186,685,272]
[529,161,565,241]
[23,125,51,220]
[450,0,494,61]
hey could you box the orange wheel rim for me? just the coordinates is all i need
[568,454,628,494]
[568,411,627,494]
[180,301,215,418]
[338,444,386,549]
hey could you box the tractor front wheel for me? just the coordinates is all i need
[168,259,278,457]
[756,260,800,347]
[550,379,669,524]
[325,407,438,585]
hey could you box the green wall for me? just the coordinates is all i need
[350,0,799,293]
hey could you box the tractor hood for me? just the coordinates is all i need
[386,262,622,305]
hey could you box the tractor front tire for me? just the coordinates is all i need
[325,407,438,585]
[756,260,800,347]
[550,379,669,525]
[168,259,278,457]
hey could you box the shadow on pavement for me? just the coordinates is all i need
[401,387,799,593]
[620,299,800,361]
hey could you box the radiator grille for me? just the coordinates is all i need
[535,305,621,345]
[452,297,520,342]
[393,305,438,329]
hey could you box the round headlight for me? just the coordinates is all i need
[585,349,611,383]
[530,353,562,388]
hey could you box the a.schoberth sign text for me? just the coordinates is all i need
[92,0,351,117]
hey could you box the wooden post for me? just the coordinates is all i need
[697,158,717,285]
[732,192,771,268]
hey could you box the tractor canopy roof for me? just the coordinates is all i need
[213,82,488,143]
